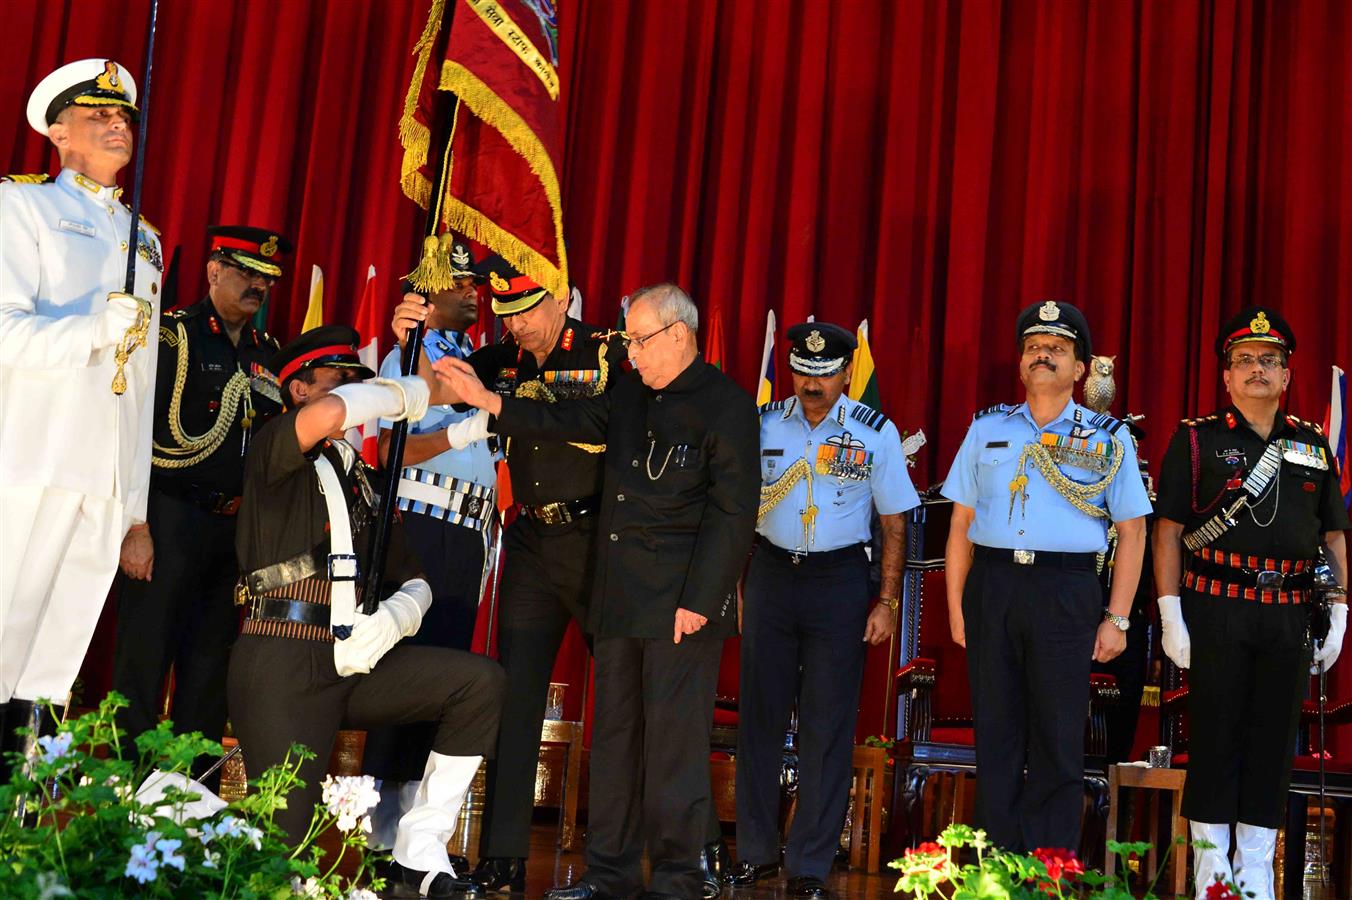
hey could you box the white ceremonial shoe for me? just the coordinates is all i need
[1233,822,1277,900]
[1190,821,1233,900]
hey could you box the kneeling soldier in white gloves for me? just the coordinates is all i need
[227,325,504,898]
[1154,307,1349,900]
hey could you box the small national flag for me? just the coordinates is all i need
[704,297,727,371]
[848,319,881,410]
[301,264,324,333]
[1324,365,1350,510]
[756,310,777,406]
[347,265,383,465]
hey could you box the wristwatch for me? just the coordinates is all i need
[1103,611,1130,632]
[878,596,900,611]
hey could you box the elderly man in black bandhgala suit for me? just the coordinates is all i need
[437,283,760,900]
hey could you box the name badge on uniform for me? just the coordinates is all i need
[984,440,1009,449]
[1215,447,1246,466]
[762,448,784,456]
[815,433,873,480]
[493,368,519,396]
[58,218,95,237]
[1279,439,1328,470]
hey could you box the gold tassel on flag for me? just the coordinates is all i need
[404,99,462,293]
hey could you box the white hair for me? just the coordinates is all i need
[629,283,698,333]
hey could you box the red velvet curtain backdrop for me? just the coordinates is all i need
[5,0,1351,750]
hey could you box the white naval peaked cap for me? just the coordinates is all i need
[26,58,139,136]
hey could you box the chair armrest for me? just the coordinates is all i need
[895,657,937,692]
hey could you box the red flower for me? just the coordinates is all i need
[900,842,951,878]
[1032,848,1084,883]
[1204,878,1239,900]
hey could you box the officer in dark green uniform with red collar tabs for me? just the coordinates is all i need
[111,226,288,773]
[1154,306,1350,900]
[390,256,628,894]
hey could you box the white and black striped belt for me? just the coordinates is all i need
[397,468,495,531]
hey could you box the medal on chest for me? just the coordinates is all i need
[815,432,873,480]
[137,226,163,272]
[1279,438,1328,470]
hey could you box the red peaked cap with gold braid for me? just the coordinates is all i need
[474,253,550,317]
[1215,306,1296,358]
[207,225,293,279]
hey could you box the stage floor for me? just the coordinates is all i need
[429,816,898,899]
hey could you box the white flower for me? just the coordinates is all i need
[35,872,74,899]
[124,839,159,884]
[202,849,219,869]
[347,889,379,900]
[155,836,186,872]
[202,814,263,850]
[321,774,380,833]
[291,876,324,897]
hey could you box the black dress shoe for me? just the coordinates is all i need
[787,875,830,899]
[701,839,731,898]
[470,856,526,893]
[726,860,779,887]
[386,860,484,897]
[543,881,615,900]
[449,855,471,875]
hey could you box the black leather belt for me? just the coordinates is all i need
[520,495,600,526]
[244,547,328,596]
[758,540,866,567]
[973,545,1098,570]
[156,482,242,516]
[249,597,330,628]
[1186,557,1315,591]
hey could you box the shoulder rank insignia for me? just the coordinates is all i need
[1285,414,1324,436]
[1,173,53,184]
[137,213,160,235]
[1087,411,1126,435]
[759,399,789,416]
[1181,413,1219,427]
[974,403,1015,421]
[848,404,889,432]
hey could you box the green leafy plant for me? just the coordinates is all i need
[0,694,384,898]
[891,824,1246,899]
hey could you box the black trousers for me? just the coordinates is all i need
[479,515,596,858]
[586,634,723,898]
[112,489,240,750]
[963,556,1100,852]
[227,634,504,843]
[1180,590,1309,827]
[363,513,487,782]
[735,543,870,879]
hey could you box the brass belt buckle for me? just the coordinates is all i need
[1013,549,1036,566]
[1255,569,1284,590]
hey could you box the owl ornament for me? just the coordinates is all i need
[1083,354,1117,413]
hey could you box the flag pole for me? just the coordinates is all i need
[363,1,459,613]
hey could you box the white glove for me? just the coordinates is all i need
[93,292,144,349]
[333,579,432,677]
[1312,603,1347,673]
[446,408,491,449]
[1157,595,1190,669]
[331,376,430,430]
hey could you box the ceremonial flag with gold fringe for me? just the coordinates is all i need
[399,0,568,298]
[301,265,324,333]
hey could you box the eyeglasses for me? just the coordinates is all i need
[220,258,278,287]
[625,321,677,350]
[1229,353,1286,371]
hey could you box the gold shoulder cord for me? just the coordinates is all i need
[757,457,818,547]
[509,341,610,454]
[1008,432,1126,521]
[152,321,253,469]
